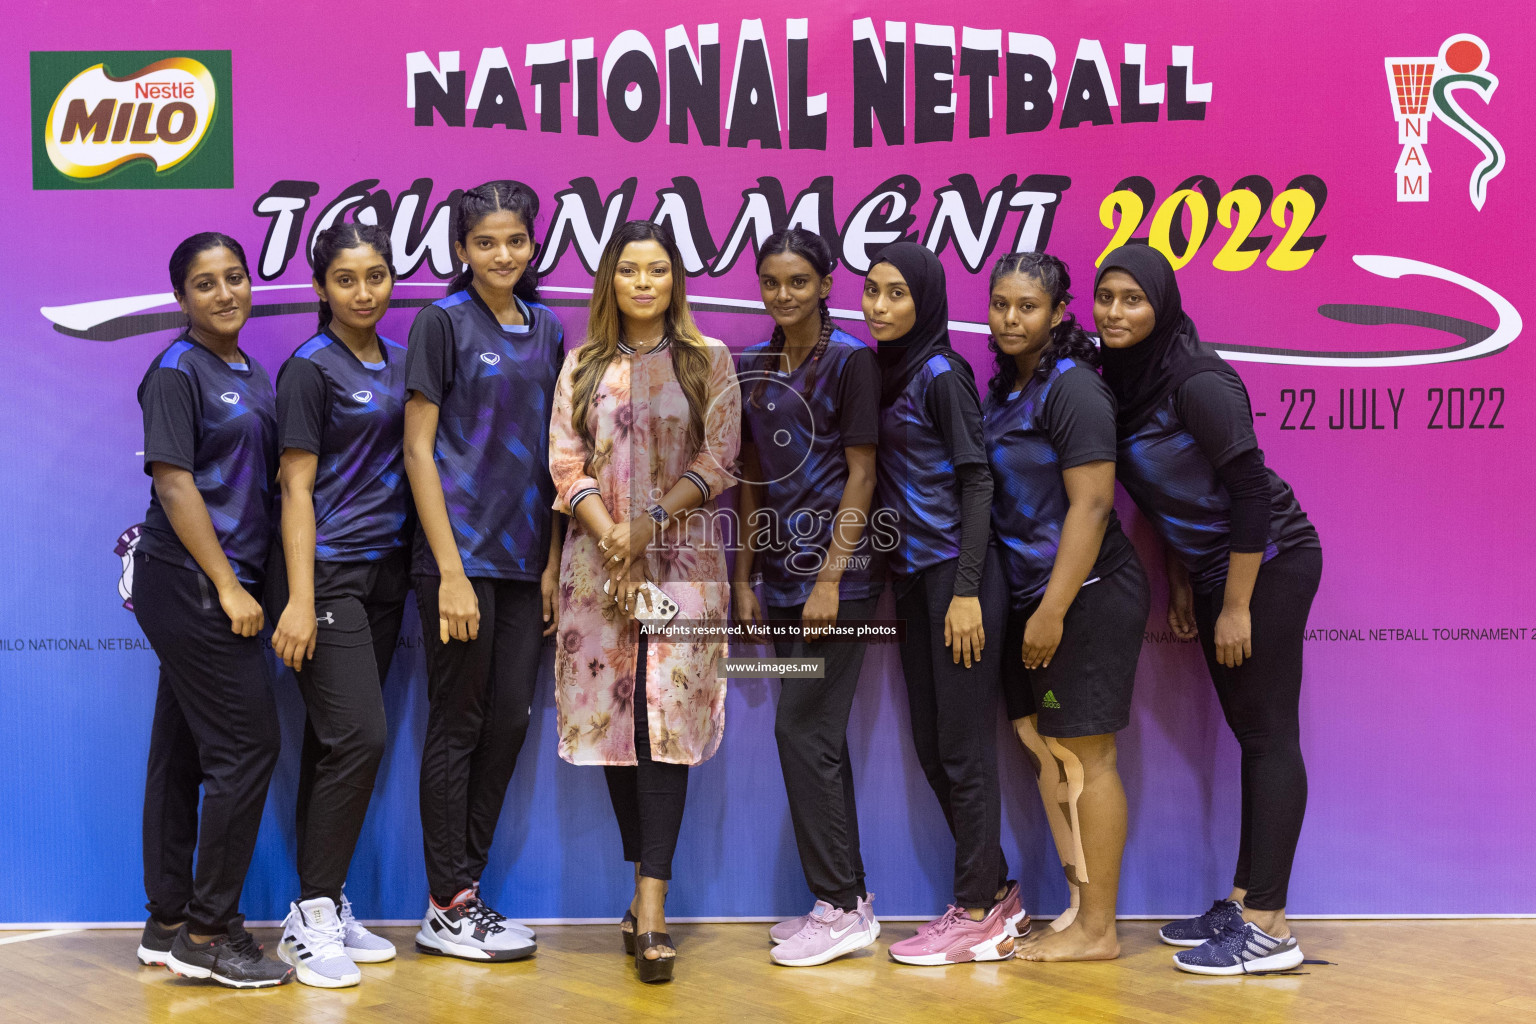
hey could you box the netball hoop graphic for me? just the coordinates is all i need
[1385,34,1504,209]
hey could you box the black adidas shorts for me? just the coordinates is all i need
[1001,554,1150,737]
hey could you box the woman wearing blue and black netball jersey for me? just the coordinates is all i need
[132,232,291,988]
[267,223,409,987]
[402,181,564,962]
[865,243,1024,967]
[732,229,883,967]
[980,253,1149,964]
[1095,244,1321,976]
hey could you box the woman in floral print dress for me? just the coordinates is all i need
[548,220,740,981]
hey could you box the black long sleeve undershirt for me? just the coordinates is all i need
[925,367,993,598]
[953,462,993,596]
[1214,447,1271,553]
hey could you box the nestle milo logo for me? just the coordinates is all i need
[31,50,232,189]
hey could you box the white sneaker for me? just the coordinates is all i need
[414,889,536,962]
[471,881,535,940]
[278,897,361,988]
[338,890,396,963]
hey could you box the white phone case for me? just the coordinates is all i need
[603,578,680,628]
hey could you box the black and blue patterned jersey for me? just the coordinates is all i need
[277,328,409,563]
[1117,374,1318,593]
[138,334,277,584]
[982,358,1134,608]
[405,288,564,580]
[875,352,987,578]
[738,328,883,606]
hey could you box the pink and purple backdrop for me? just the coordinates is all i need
[2,0,1531,923]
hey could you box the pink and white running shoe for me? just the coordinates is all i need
[771,895,882,945]
[769,901,826,945]
[996,880,1031,939]
[770,903,877,967]
[887,902,1017,966]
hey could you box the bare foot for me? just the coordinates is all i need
[1019,921,1119,962]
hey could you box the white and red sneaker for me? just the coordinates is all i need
[887,903,1017,966]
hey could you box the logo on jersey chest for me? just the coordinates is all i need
[479,352,501,366]
[218,391,240,404]
[352,390,373,403]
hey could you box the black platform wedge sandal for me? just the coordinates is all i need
[620,910,637,955]
[633,931,675,983]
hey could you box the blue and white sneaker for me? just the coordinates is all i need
[338,890,396,963]
[1159,899,1244,947]
[1173,921,1304,976]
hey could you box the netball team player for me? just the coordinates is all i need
[863,242,1024,966]
[1095,244,1322,975]
[403,182,564,961]
[132,233,291,987]
[266,223,409,987]
[732,229,883,966]
[980,253,1149,963]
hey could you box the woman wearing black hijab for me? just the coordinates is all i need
[1095,244,1322,976]
[864,243,1024,966]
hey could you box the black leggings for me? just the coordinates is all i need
[894,551,1009,910]
[416,576,543,905]
[770,595,880,911]
[281,553,409,903]
[135,553,280,934]
[1193,544,1322,912]
[605,635,690,881]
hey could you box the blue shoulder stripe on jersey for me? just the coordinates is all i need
[1053,356,1078,373]
[527,301,553,315]
[434,290,474,309]
[381,335,405,352]
[157,339,195,370]
[925,353,952,377]
[830,328,870,349]
[294,333,333,360]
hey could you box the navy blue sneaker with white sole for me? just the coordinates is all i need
[1173,921,1304,975]
[1159,899,1244,947]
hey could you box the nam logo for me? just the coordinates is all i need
[30,50,232,190]
[1385,34,1503,209]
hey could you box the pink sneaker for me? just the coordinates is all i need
[770,903,876,967]
[773,896,882,944]
[769,901,827,945]
[997,881,1031,939]
[888,904,1017,966]
[857,893,882,941]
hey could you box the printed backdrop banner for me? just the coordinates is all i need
[2,0,1532,923]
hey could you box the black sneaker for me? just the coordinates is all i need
[136,917,179,966]
[166,921,294,988]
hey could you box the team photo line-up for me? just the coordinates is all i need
[131,177,1320,989]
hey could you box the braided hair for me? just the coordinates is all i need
[751,228,836,408]
[312,222,394,331]
[448,180,541,303]
[985,251,1100,405]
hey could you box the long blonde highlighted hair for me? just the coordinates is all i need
[570,220,712,466]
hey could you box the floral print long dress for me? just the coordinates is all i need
[548,336,740,766]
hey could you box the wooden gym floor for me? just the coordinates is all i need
[1,919,1531,1024]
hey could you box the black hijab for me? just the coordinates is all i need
[1095,244,1234,432]
[869,242,961,406]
